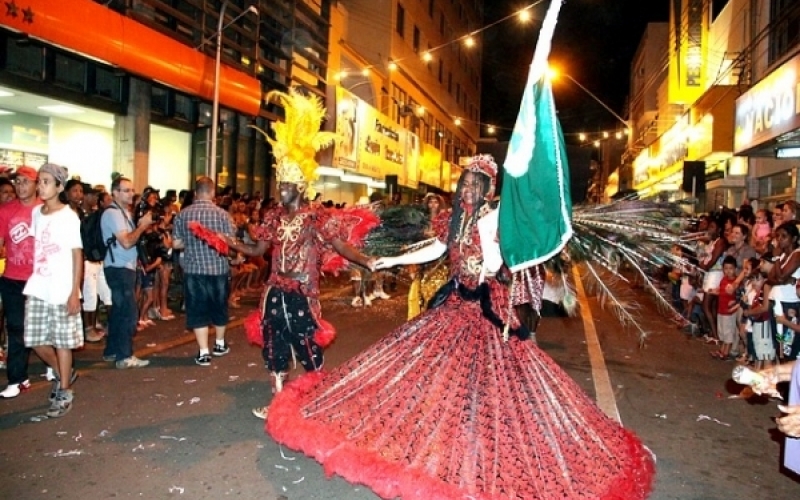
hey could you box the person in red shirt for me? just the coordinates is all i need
[0,166,42,398]
[711,255,739,360]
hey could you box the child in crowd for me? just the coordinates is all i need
[752,209,772,256]
[741,269,773,369]
[136,225,163,330]
[681,272,706,336]
[711,256,739,360]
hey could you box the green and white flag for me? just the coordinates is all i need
[499,0,572,272]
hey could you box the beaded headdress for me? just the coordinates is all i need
[464,154,498,200]
[251,87,339,199]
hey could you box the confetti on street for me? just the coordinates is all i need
[696,414,731,427]
[45,449,84,457]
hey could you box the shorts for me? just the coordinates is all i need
[24,297,83,349]
[184,273,230,329]
[138,269,156,290]
[716,313,737,345]
[703,270,723,292]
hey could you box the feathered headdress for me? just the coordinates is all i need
[251,87,339,199]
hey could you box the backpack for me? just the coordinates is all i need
[81,206,117,262]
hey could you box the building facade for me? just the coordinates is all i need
[0,0,336,194]
[626,0,800,212]
[318,0,482,205]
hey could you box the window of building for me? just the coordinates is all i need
[447,71,452,93]
[439,12,445,35]
[53,53,87,92]
[397,4,405,38]
[428,0,435,18]
[413,26,421,53]
[769,0,800,64]
[438,59,444,83]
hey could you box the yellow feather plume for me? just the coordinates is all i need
[251,87,340,199]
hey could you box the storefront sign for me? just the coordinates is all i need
[334,86,423,188]
[403,131,420,189]
[419,144,441,187]
[333,87,359,172]
[734,52,800,153]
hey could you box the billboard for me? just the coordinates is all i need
[333,87,421,187]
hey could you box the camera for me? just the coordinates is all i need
[136,187,164,224]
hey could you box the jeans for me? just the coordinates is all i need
[104,267,137,361]
[0,277,29,384]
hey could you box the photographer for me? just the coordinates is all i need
[100,177,154,369]
[137,187,175,321]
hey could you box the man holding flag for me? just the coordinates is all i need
[264,3,655,498]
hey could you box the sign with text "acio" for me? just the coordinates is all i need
[734,52,800,155]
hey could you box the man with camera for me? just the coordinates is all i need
[100,176,153,369]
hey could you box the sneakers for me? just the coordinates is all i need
[351,296,363,307]
[212,342,230,357]
[373,290,391,300]
[0,380,31,398]
[115,356,150,369]
[252,406,268,419]
[49,369,79,404]
[102,354,117,362]
[195,353,211,366]
[47,389,74,418]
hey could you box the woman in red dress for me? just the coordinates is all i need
[266,155,655,499]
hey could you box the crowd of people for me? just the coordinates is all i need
[670,201,800,368]
[0,168,277,415]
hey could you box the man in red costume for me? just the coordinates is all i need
[225,88,377,419]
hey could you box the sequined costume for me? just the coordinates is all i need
[252,205,374,373]
[266,207,655,499]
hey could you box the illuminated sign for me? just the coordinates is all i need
[734,52,800,153]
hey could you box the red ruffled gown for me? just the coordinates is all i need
[267,210,655,500]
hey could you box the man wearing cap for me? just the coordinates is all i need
[0,166,41,398]
[23,163,83,417]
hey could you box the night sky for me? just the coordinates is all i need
[481,0,670,141]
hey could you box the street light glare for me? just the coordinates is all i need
[519,9,532,23]
[545,65,559,81]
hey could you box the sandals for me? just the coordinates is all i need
[710,350,728,360]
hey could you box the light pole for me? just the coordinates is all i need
[208,2,259,185]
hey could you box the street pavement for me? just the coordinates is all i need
[0,274,798,499]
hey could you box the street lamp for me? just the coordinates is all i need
[208,2,259,184]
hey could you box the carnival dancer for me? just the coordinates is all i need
[222,88,377,419]
[265,155,654,499]
[406,192,448,319]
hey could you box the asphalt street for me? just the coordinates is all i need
[0,274,798,499]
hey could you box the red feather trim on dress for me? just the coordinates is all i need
[187,221,229,255]
[244,310,263,347]
[320,207,380,275]
[268,371,654,500]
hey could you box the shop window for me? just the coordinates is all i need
[5,40,44,79]
[54,53,87,92]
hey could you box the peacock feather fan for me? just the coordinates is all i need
[554,200,692,343]
[362,204,431,257]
